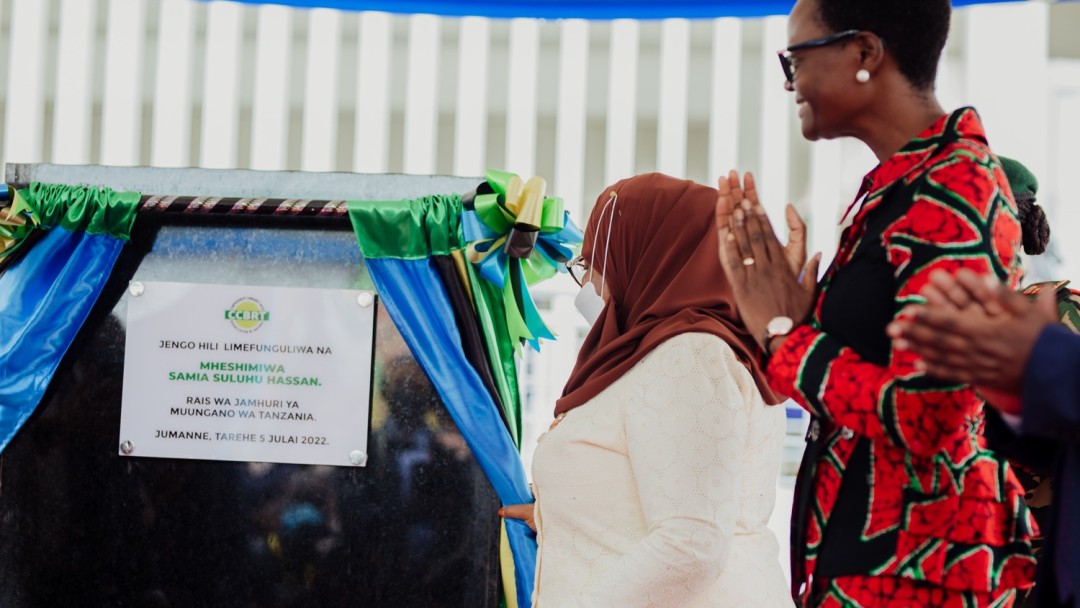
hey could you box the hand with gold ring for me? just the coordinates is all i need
[714,169,809,277]
[715,170,821,351]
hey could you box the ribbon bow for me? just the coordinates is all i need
[0,187,40,260]
[463,170,583,352]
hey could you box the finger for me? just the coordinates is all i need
[928,269,976,310]
[800,252,822,291]
[904,304,974,335]
[728,170,745,207]
[897,303,921,319]
[921,347,1003,385]
[997,284,1035,318]
[498,504,535,521]
[785,204,808,272]
[887,318,911,341]
[890,316,944,344]
[981,275,1048,320]
[716,176,736,228]
[921,284,959,311]
[743,171,760,208]
[717,210,747,283]
[715,180,736,249]
[955,268,1001,300]
[887,310,931,340]
[745,200,780,264]
[731,206,756,266]
[954,269,1006,316]
[910,333,998,372]
[902,313,1010,386]
[891,316,970,356]
[498,504,531,520]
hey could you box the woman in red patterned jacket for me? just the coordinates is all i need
[713,0,1039,606]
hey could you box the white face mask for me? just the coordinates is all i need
[574,283,605,326]
[574,191,618,326]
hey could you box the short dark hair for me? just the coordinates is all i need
[815,0,951,90]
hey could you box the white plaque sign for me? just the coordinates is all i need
[119,281,376,467]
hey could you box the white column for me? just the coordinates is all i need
[452,17,490,178]
[5,0,48,163]
[604,19,639,186]
[964,3,1050,181]
[1048,70,1080,281]
[199,1,242,169]
[301,9,341,172]
[151,0,194,168]
[934,39,965,116]
[758,16,791,226]
[403,14,441,175]
[709,18,742,181]
[100,0,146,166]
[52,0,97,165]
[251,5,292,171]
[806,138,876,268]
[806,139,844,268]
[554,19,589,223]
[354,11,392,174]
[505,18,540,178]
[657,18,689,178]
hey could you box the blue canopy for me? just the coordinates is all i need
[221,0,1026,19]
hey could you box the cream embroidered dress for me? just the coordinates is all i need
[531,333,790,607]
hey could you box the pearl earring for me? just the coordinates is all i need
[856,69,871,83]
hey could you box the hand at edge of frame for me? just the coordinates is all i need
[499,503,536,533]
[887,269,1057,402]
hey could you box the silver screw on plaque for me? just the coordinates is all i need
[349,450,367,466]
[357,292,374,308]
[128,281,145,297]
[120,440,134,455]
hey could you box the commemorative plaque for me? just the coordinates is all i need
[119,281,376,467]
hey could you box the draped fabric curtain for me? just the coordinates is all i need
[349,194,536,608]
[0,180,542,607]
[222,0,1021,19]
[0,183,140,452]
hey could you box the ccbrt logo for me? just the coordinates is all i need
[225,297,270,332]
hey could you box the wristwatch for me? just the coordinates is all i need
[763,316,795,357]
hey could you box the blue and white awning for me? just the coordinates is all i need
[217,0,1032,20]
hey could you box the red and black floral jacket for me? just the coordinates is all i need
[768,107,1039,601]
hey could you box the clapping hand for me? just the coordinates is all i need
[714,170,820,351]
[887,269,1057,414]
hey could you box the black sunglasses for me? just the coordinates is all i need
[777,29,861,85]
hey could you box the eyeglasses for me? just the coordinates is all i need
[777,29,861,85]
[566,256,588,287]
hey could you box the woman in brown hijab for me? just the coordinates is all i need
[502,173,790,607]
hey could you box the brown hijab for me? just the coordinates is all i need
[555,173,780,415]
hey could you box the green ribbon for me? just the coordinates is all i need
[347,195,464,260]
[0,182,140,260]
